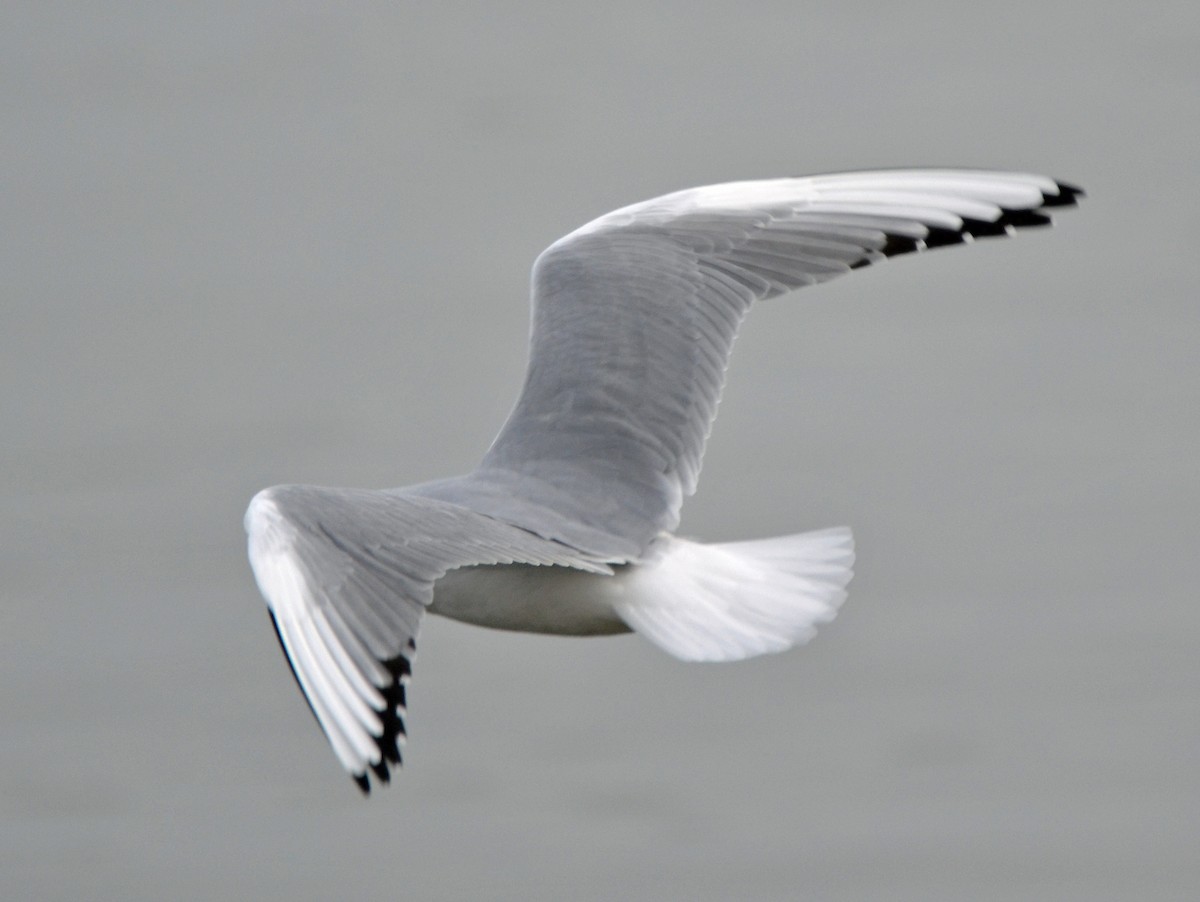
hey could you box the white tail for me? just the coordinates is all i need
[614,528,855,662]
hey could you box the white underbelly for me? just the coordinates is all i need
[429,563,633,636]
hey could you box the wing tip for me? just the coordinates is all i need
[267,606,418,797]
[348,637,417,795]
[922,226,966,249]
[880,234,922,257]
[861,176,1082,265]
[1042,181,1085,207]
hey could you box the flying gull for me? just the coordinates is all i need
[246,168,1082,792]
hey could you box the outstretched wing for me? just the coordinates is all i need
[245,485,608,793]
[480,169,1082,554]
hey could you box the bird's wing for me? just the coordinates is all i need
[478,169,1081,554]
[245,484,609,793]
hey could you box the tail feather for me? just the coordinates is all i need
[615,527,854,662]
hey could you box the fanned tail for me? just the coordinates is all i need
[615,528,854,661]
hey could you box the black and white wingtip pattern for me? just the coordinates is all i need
[267,610,415,797]
[1040,181,1085,207]
[849,180,1084,268]
[354,639,415,795]
[246,485,617,795]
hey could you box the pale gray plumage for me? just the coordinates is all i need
[246,168,1081,792]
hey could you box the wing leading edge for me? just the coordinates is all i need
[479,170,1082,554]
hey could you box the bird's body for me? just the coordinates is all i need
[429,558,633,636]
[246,169,1081,792]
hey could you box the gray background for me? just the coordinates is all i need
[4,3,1197,900]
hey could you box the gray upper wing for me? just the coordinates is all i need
[478,169,1081,555]
[245,484,608,792]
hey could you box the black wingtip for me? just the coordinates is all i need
[922,226,966,249]
[270,609,419,796]
[961,217,1011,239]
[820,174,1084,277]
[999,208,1053,229]
[1042,181,1085,207]
[354,640,417,794]
[369,757,392,784]
[881,234,921,257]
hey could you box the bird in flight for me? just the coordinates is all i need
[246,168,1081,793]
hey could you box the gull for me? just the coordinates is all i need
[246,168,1081,792]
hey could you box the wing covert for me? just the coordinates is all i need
[481,169,1082,553]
